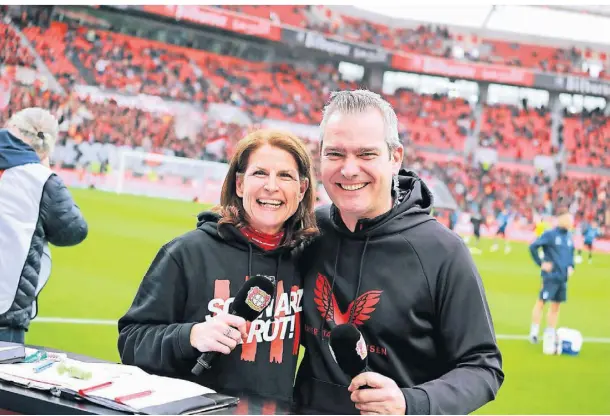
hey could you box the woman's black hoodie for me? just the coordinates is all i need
[118,212,304,401]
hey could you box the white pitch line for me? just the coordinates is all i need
[35,317,116,325]
[33,317,610,343]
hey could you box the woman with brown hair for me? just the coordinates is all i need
[118,129,318,402]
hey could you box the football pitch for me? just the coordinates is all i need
[26,189,610,414]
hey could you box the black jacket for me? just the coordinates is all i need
[117,212,304,401]
[0,129,88,329]
[294,170,504,414]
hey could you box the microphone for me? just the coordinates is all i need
[328,324,372,380]
[191,274,276,375]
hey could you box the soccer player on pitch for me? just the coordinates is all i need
[490,209,512,254]
[469,210,485,255]
[527,210,575,348]
[577,220,601,265]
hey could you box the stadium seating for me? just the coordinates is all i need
[480,104,552,160]
[0,22,37,69]
[221,5,608,78]
[562,111,610,169]
[21,22,84,88]
[0,9,608,235]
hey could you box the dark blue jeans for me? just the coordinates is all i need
[0,327,25,344]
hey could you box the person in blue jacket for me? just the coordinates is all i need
[577,220,601,264]
[527,211,575,344]
[490,209,512,254]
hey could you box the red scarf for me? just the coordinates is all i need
[240,226,284,251]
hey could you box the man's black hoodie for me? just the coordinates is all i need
[294,170,504,414]
[118,212,304,401]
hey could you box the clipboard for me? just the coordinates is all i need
[128,393,239,415]
[0,355,239,414]
[56,388,239,415]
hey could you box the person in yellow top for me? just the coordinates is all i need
[535,215,551,237]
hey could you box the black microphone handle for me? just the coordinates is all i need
[191,310,239,376]
[192,350,220,376]
[356,365,374,390]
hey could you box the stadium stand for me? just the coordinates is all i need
[0,5,608,241]
[0,21,37,69]
[222,5,609,78]
[480,103,552,160]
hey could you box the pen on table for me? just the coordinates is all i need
[33,360,55,373]
[114,390,154,404]
[78,381,113,396]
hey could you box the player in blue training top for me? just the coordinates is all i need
[527,211,575,344]
[490,209,512,254]
[577,220,601,265]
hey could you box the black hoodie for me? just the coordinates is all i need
[294,170,504,415]
[118,212,304,401]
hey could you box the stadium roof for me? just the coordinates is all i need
[351,5,610,50]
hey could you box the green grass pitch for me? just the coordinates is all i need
[26,189,610,414]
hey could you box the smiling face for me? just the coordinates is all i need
[236,144,309,234]
[320,108,403,231]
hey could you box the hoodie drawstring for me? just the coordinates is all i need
[348,236,370,324]
[319,238,342,341]
[319,236,370,340]
[269,254,284,326]
[246,243,285,327]
[247,243,253,280]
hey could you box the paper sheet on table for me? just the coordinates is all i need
[0,355,217,410]
[0,357,146,391]
[82,373,216,410]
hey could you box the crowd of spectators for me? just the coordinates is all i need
[2,80,606,236]
[221,5,608,79]
[0,20,37,69]
[1,9,607,236]
[12,13,604,166]
[562,108,610,169]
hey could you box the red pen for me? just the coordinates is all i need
[114,389,154,404]
[78,381,113,396]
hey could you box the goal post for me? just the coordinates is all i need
[112,149,229,204]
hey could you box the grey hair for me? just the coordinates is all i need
[319,89,401,152]
[5,107,59,155]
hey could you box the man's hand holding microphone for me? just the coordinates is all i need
[329,324,406,415]
[190,314,248,355]
[349,373,406,415]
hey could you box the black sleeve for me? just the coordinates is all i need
[402,239,504,415]
[117,245,200,375]
[39,174,88,247]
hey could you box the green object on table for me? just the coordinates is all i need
[56,361,92,380]
[24,350,48,363]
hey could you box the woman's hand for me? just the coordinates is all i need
[190,314,248,354]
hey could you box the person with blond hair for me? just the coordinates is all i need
[0,107,88,344]
[118,129,318,401]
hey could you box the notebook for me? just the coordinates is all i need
[0,342,25,364]
[0,354,239,414]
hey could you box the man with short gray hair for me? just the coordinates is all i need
[0,107,88,344]
[294,90,503,414]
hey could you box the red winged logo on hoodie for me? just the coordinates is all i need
[314,273,383,326]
